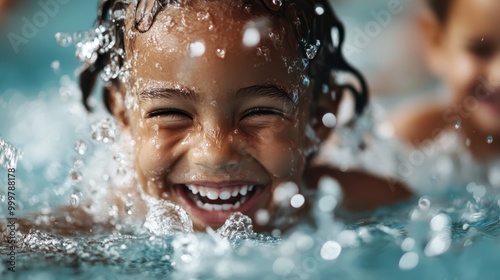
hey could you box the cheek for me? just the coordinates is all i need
[252,125,306,180]
[446,54,482,99]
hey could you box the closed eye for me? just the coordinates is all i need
[240,107,286,120]
[147,109,193,119]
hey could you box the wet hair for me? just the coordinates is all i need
[426,0,453,24]
[80,0,368,116]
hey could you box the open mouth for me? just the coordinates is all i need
[174,183,264,225]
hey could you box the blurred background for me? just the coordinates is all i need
[0,0,433,210]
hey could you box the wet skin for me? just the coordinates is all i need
[113,2,317,231]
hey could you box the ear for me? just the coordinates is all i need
[106,83,130,129]
[418,9,446,76]
[312,85,343,142]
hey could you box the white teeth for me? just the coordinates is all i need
[249,185,254,192]
[233,201,241,209]
[196,200,203,207]
[199,190,207,197]
[207,191,219,200]
[239,186,248,196]
[232,190,239,197]
[202,203,214,211]
[222,204,232,210]
[213,204,222,211]
[219,191,231,200]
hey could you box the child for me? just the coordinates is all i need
[42,0,413,233]
[392,0,500,162]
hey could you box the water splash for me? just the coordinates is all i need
[143,197,193,235]
[216,212,281,246]
[0,137,23,169]
[91,117,118,144]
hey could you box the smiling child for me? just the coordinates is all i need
[72,0,411,233]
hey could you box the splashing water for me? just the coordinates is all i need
[143,196,194,235]
[91,117,118,144]
[0,137,23,169]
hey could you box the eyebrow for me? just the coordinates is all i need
[139,84,295,105]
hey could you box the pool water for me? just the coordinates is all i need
[2,190,500,280]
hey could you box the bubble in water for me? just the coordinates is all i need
[243,27,260,47]
[487,135,493,144]
[454,121,461,130]
[216,48,226,58]
[55,32,73,47]
[318,195,337,213]
[322,113,337,128]
[418,197,430,209]
[91,118,117,144]
[74,140,88,155]
[189,41,205,57]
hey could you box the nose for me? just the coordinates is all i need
[189,128,243,172]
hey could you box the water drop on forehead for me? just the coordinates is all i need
[243,27,260,47]
[189,41,205,57]
[487,135,493,144]
[216,48,226,59]
[454,121,461,130]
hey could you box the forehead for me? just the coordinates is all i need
[448,0,500,33]
[124,1,299,59]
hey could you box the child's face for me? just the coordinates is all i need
[116,2,323,231]
[429,0,500,134]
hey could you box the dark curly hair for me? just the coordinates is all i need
[80,0,368,117]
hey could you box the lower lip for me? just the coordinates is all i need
[175,185,265,226]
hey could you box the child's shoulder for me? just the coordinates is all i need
[391,99,447,145]
[305,165,412,212]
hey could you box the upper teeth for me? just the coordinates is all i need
[186,184,255,200]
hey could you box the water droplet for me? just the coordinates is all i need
[305,40,321,60]
[91,118,118,144]
[322,113,337,128]
[255,209,270,225]
[189,41,205,57]
[290,194,305,208]
[418,197,430,209]
[216,48,226,58]
[70,170,82,184]
[454,121,461,130]
[51,60,60,73]
[315,4,325,15]
[74,140,88,155]
[243,27,260,47]
[487,135,493,144]
[320,241,342,260]
[0,137,23,169]
[55,32,72,47]
[70,192,81,207]
[272,0,282,7]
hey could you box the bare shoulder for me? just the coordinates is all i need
[391,100,447,146]
[304,165,412,212]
